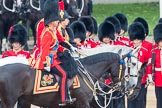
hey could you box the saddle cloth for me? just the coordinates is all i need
[33,70,80,94]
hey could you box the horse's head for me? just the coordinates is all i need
[64,0,80,18]
[121,47,142,97]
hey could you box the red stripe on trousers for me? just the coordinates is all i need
[55,65,67,102]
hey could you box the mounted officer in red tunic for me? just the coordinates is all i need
[34,0,78,106]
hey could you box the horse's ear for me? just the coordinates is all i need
[131,46,140,56]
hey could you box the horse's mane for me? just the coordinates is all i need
[79,52,120,65]
[78,45,133,58]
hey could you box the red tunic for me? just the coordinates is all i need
[134,42,150,84]
[34,27,65,70]
[2,49,31,59]
[117,35,132,47]
[84,39,100,48]
[147,47,162,87]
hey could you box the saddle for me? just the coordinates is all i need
[33,69,80,94]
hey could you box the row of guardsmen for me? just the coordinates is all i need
[1,0,162,107]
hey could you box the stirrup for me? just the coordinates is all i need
[66,98,76,104]
[59,102,66,106]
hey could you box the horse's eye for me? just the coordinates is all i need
[132,63,136,66]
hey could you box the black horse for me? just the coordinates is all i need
[0,52,125,108]
[0,0,21,53]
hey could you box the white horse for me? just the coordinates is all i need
[75,45,140,93]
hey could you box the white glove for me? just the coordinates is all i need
[148,74,154,83]
[44,66,51,72]
[70,46,78,52]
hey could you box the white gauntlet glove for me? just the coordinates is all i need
[148,74,153,83]
[44,65,51,72]
[70,46,78,52]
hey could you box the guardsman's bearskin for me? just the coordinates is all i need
[8,24,27,46]
[158,18,162,24]
[90,16,98,34]
[113,13,128,32]
[69,21,86,43]
[98,21,115,42]
[78,16,94,34]
[133,17,149,36]
[153,23,162,44]
[104,16,121,34]
[42,0,59,26]
[128,22,145,41]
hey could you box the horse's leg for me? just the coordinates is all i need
[0,82,16,108]
[17,98,31,108]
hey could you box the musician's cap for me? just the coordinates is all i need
[78,16,94,34]
[133,17,149,36]
[154,23,162,43]
[69,21,86,43]
[104,16,121,34]
[42,0,59,26]
[98,21,115,42]
[113,13,128,32]
[128,22,145,41]
[8,24,28,46]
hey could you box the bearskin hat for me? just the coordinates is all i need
[98,21,115,41]
[104,16,121,34]
[153,23,162,44]
[69,21,86,43]
[133,17,149,36]
[158,18,162,24]
[8,24,28,46]
[42,0,59,26]
[113,13,128,32]
[90,16,98,34]
[128,22,145,41]
[78,16,94,34]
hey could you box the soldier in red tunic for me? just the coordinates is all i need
[2,24,30,59]
[147,23,162,108]
[127,22,150,108]
[98,21,115,45]
[104,16,125,46]
[34,0,77,106]
[69,21,87,49]
[78,16,100,48]
[113,13,132,47]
